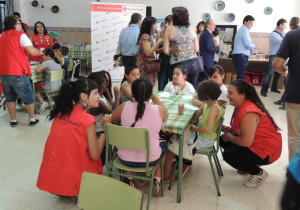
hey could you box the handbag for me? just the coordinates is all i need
[196,52,204,73]
[113,51,124,67]
[144,58,161,74]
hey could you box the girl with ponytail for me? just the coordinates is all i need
[37,79,109,198]
[111,77,169,196]
[221,79,282,188]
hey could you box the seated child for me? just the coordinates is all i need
[120,64,140,104]
[52,43,60,53]
[34,49,62,113]
[164,66,195,94]
[55,46,70,80]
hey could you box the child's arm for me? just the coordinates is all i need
[190,104,204,123]
[120,84,134,101]
[90,100,113,116]
[111,86,120,110]
[35,64,46,72]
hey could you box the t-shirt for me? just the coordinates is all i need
[218,84,228,104]
[20,34,33,47]
[213,36,220,62]
[120,81,132,104]
[164,81,195,94]
[41,60,62,91]
[94,95,109,132]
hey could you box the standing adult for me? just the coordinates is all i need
[273,25,300,161]
[260,18,287,97]
[30,21,52,62]
[163,6,200,89]
[232,15,257,79]
[0,15,42,127]
[116,13,142,67]
[196,21,205,41]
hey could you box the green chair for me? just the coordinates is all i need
[104,123,164,210]
[36,69,64,109]
[77,172,143,210]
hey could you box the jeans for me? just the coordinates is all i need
[122,56,136,67]
[198,66,209,83]
[261,55,281,94]
[158,63,172,91]
[232,54,248,79]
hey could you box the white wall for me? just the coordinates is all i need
[14,0,300,32]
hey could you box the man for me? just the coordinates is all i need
[261,18,287,97]
[273,26,300,161]
[13,12,28,36]
[199,19,221,82]
[0,15,43,127]
[116,13,142,66]
[232,15,258,79]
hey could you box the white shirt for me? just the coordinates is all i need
[218,84,228,104]
[164,81,195,94]
[20,34,32,47]
[94,96,109,132]
[213,36,220,62]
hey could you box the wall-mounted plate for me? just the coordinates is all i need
[226,13,235,22]
[245,0,254,3]
[203,13,211,21]
[264,7,273,15]
[215,1,225,11]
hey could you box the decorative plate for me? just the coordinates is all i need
[215,1,225,11]
[160,99,173,106]
[226,13,235,22]
[245,0,254,3]
[264,7,273,15]
[203,13,211,21]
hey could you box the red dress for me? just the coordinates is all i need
[30,34,52,62]
[37,105,102,196]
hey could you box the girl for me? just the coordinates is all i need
[163,66,195,94]
[120,64,140,103]
[37,79,108,198]
[100,70,114,106]
[34,48,62,113]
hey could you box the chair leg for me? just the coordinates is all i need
[208,155,221,196]
[214,154,223,176]
[169,161,177,190]
[212,154,221,177]
[160,161,164,197]
[45,93,52,109]
[147,172,155,210]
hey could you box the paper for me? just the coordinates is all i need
[184,103,199,111]
[182,95,193,100]
[159,92,170,98]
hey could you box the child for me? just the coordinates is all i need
[52,43,61,53]
[34,48,62,113]
[55,46,70,80]
[100,70,114,106]
[120,64,140,104]
[163,66,195,94]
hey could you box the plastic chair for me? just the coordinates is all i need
[104,123,164,210]
[70,59,80,82]
[36,69,64,109]
[66,58,74,80]
[77,172,143,210]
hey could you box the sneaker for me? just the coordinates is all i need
[271,89,281,93]
[279,104,286,110]
[10,120,18,127]
[244,169,268,188]
[274,100,283,105]
[29,119,39,127]
[152,178,161,197]
[260,93,267,97]
[122,177,136,189]
[133,179,146,187]
[39,102,49,114]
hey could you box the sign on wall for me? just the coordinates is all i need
[91,2,146,81]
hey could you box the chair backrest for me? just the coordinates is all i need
[77,172,143,210]
[67,58,74,72]
[215,117,224,153]
[48,69,64,92]
[70,59,80,82]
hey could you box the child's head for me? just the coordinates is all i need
[52,43,61,53]
[43,48,55,60]
[58,46,69,57]
[100,70,113,98]
[197,80,221,101]
[87,72,107,93]
[173,66,187,84]
[208,65,225,86]
[122,64,140,84]
[212,27,219,37]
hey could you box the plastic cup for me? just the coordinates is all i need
[178,102,184,115]
[175,86,181,95]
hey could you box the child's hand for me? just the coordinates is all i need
[113,86,120,99]
[101,114,112,127]
[221,125,231,133]
[221,133,232,142]
[192,98,202,107]
[190,124,198,132]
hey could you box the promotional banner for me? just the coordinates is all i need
[91,2,146,81]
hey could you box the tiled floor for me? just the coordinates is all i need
[0,86,288,210]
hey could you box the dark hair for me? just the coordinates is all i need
[196,21,206,34]
[277,18,287,27]
[174,65,187,76]
[208,65,225,77]
[33,21,48,35]
[43,48,60,64]
[121,64,139,84]
[230,80,280,131]
[129,13,142,25]
[13,12,21,18]
[289,17,300,30]
[165,15,173,24]
[100,70,113,99]
[243,15,255,24]
[130,77,153,127]
[137,16,157,44]
[4,15,17,31]
[172,6,190,27]
[87,71,107,92]
[197,80,221,101]
[49,79,98,120]
[59,46,69,56]
[212,27,219,36]
[52,43,61,50]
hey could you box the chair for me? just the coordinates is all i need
[66,58,74,80]
[70,59,80,82]
[77,172,143,210]
[36,69,64,109]
[104,123,164,210]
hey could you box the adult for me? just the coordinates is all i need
[30,21,52,62]
[136,17,163,86]
[156,15,173,91]
[221,80,282,188]
[0,15,42,127]
[37,79,107,197]
[116,13,142,66]
[163,6,200,89]
[260,18,287,97]
[273,22,300,161]
[199,19,221,82]
[111,77,168,196]
[232,15,258,79]
[13,12,28,36]
[196,21,205,41]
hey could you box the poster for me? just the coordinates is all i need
[91,2,146,81]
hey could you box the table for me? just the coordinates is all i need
[156,92,197,203]
[69,48,92,65]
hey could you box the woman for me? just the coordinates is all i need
[221,80,282,188]
[111,77,168,196]
[37,79,107,197]
[163,6,200,89]
[196,20,205,41]
[30,21,52,62]
[136,17,164,86]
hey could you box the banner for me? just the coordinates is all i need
[91,2,146,81]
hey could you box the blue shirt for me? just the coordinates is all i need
[232,25,256,56]
[116,24,140,56]
[269,29,285,55]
